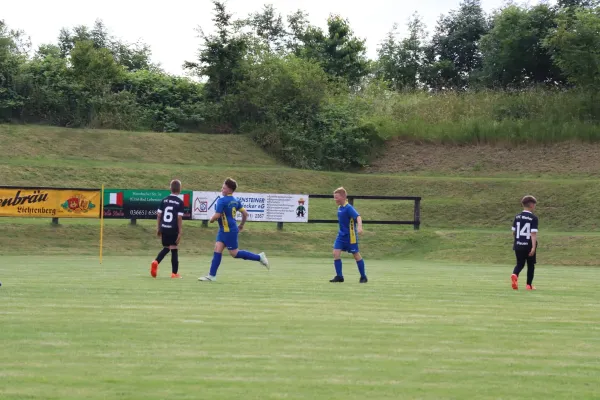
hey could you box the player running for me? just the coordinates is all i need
[150,179,185,279]
[511,195,539,291]
[198,178,269,282]
[330,187,367,283]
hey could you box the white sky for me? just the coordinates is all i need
[4,0,543,76]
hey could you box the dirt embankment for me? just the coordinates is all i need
[365,139,600,176]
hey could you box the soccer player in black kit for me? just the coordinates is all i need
[511,195,538,291]
[151,180,185,279]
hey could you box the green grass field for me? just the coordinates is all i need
[1,257,599,400]
[2,123,600,399]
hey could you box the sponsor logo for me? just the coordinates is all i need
[61,194,96,214]
[194,197,208,213]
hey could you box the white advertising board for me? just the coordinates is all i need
[192,192,309,223]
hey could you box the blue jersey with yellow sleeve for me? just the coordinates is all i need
[337,202,360,244]
[216,195,244,233]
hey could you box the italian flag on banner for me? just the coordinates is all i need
[106,191,124,206]
[177,193,191,207]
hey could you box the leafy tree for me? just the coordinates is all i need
[479,4,564,87]
[297,15,369,86]
[545,7,600,89]
[70,40,125,94]
[233,53,330,124]
[376,14,427,91]
[58,19,153,72]
[125,70,206,132]
[545,7,600,120]
[185,0,248,102]
[557,0,599,9]
[0,20,30,120]
[425,0,488,89]
[233,53,378,169]
[20,44,79,125]
[285,10,310,55]
[240,4,287,52]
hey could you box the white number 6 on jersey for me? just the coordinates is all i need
[164,206,174,223]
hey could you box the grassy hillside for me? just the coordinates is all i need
[366,139,600,178]
[366,89,600,144]
[1,124,599,265]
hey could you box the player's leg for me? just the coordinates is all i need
[199,235,226,281]
[169,243,181,279]
[228,233,269,269]
[511,250,527,290]
[210,241,225,277]
[330,241,344,282]
[526,254,536,290]
[353,251,367,283]
[150,234,171,278]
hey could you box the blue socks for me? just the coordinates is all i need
[210,251,261,277]
[209,252,222,277]
[235,250,261,261]
[334,259,343,277]
[357,259,366,278]
[334,259,366,278]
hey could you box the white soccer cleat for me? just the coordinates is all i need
[259,252,269,270]
[198,275,216,282]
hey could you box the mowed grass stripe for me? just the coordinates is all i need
[2,220,600,266]
[1,257,599,399]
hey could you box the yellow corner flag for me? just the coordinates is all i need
[100,184,105,264]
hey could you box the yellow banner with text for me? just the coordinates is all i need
[0,187,101,218]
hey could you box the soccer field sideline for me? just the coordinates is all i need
[1,256,599,400]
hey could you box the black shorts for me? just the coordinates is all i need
[515,249,537,265]
[161,231,179,247]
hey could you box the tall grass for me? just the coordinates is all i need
[359,87,600,144]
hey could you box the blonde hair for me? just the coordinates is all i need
[333,187,347,196]
[521,195,537,207]
[170,179,182,194]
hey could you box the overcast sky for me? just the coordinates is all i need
[4,0,546,76]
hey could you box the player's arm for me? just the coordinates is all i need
[350,206,363,234]
[176,215,183,244]
[156,204,164,236]
[210,199,224,223]
[239,208,248,232]
[176,205,184,244]
[529,232,537,256]
[356,216,363,234]
[511,218,516,238]
[529,217,539,256]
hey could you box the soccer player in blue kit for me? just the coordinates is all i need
[198,178,269,282]
[329,187,367,283]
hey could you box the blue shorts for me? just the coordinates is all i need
[216,231,239,250]
[333,237,359,254]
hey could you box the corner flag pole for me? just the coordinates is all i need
[100,184,105,264]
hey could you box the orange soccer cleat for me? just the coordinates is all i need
[150,260,159,278]
[171,273,182,279]
[511,274,518,290]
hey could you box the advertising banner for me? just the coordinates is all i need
[192,192,308,222]
[103,189,193,219]
[0,187,100,218]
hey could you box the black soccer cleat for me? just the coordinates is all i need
[359,276,368,284]
[329,276,345,283]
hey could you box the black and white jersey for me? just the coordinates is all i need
[158,194,185,233]
[512,211,539,251]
